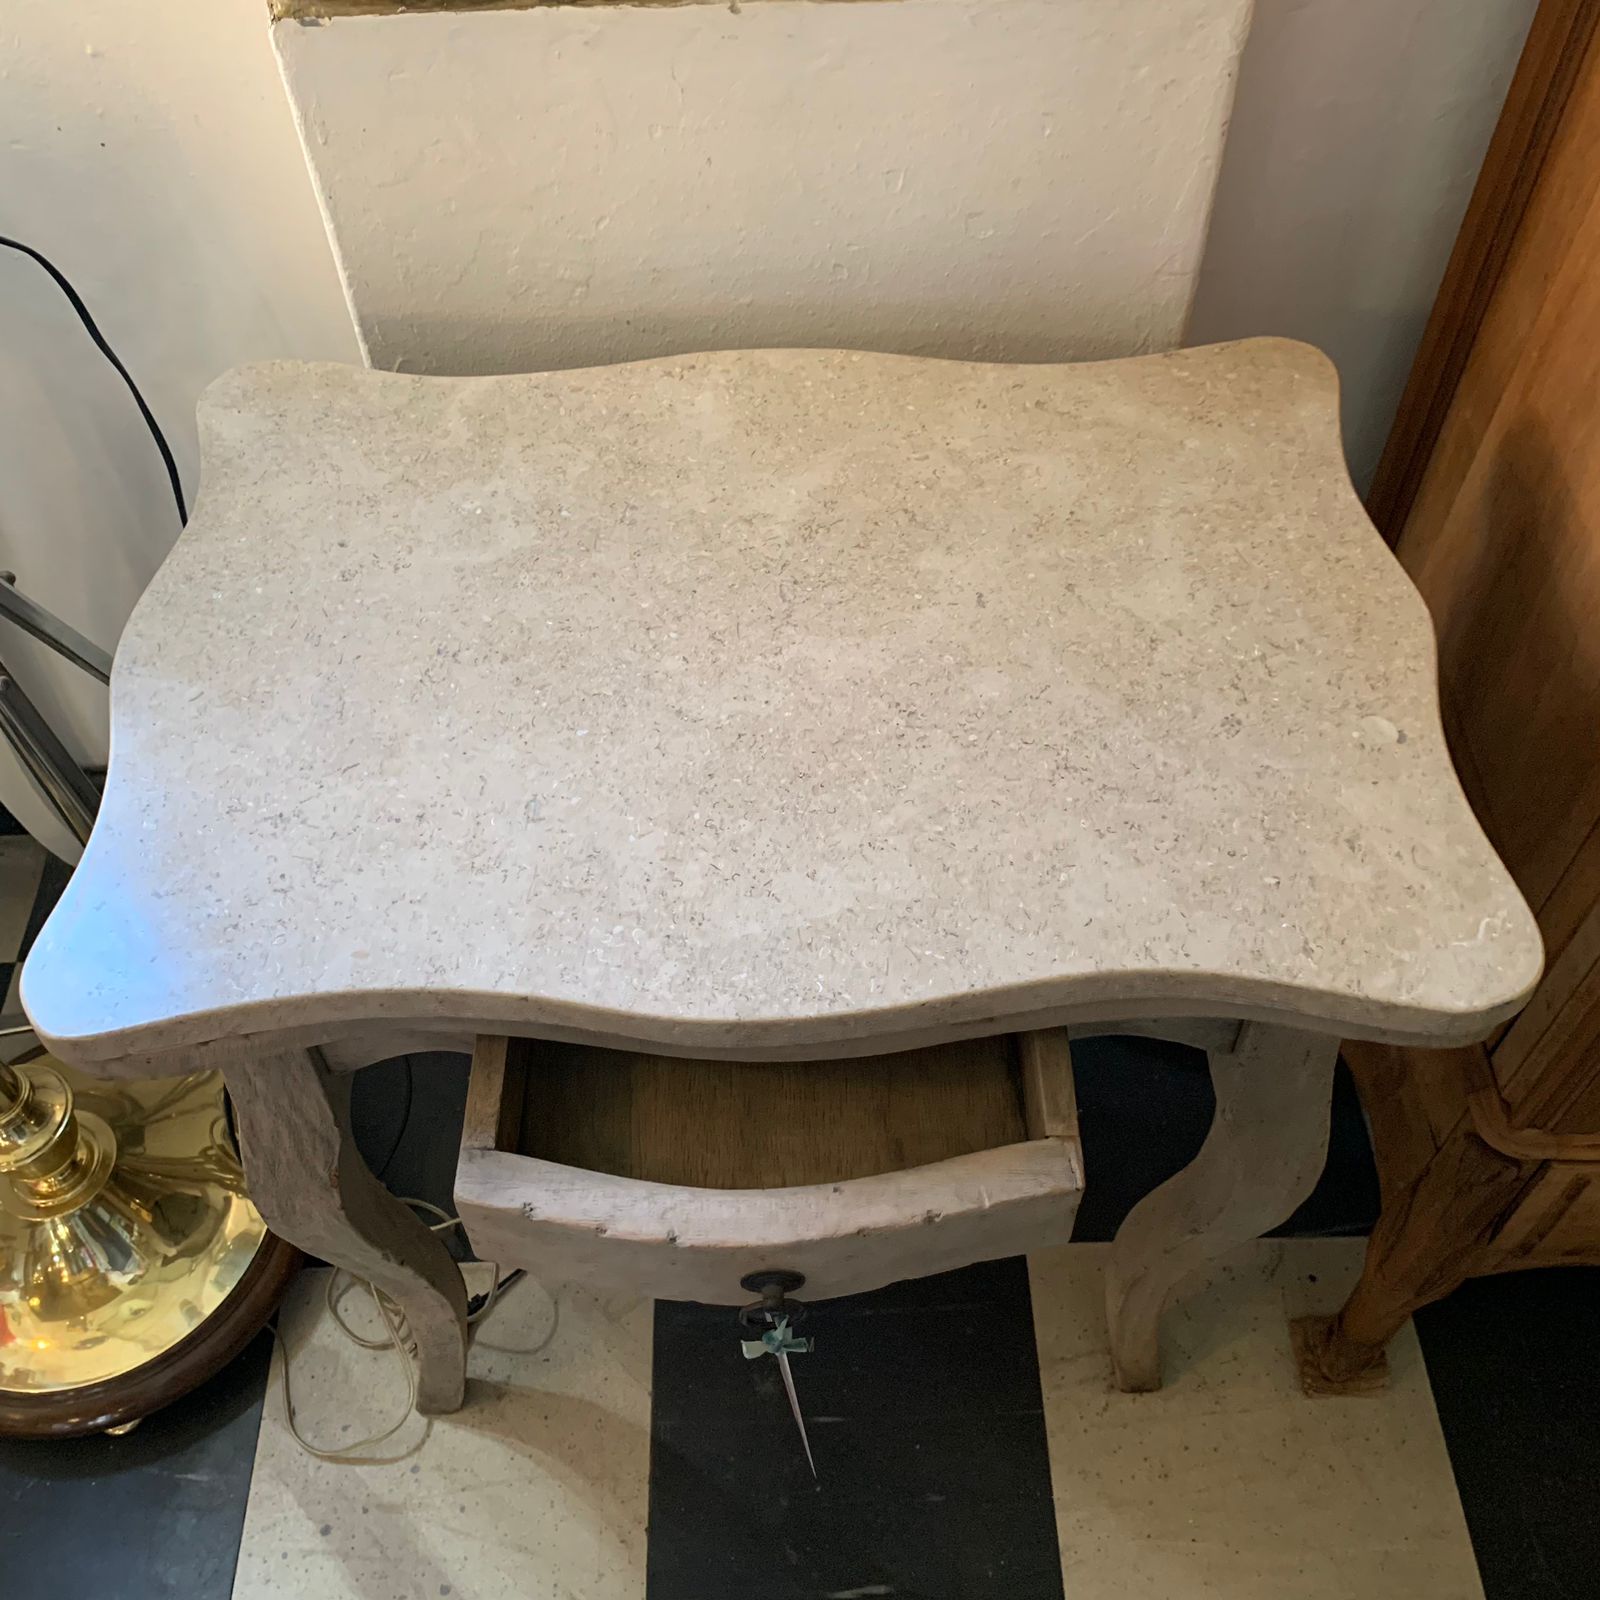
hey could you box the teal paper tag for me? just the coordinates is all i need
[740,1316,813,1360]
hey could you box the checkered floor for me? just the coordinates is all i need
[2,834,1597,1600]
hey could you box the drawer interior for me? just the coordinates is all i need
[468,1034,1056,1190]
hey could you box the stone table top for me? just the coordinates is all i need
[23,340,1541,1072]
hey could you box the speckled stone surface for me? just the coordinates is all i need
[22,339,1540,1066]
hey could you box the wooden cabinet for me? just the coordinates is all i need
[1383,0,1600,1137]
[1309,0,1600,1387]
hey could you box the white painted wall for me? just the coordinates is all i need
[277,0,1537,494]
[273,0,1254,375]
[1191,0,1538,488]
[0,0,359,857]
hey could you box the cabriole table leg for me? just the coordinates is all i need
[1104,1022,1339,1391]
[224,1048,469,1414]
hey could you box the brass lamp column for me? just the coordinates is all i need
[0,1049,296,1436]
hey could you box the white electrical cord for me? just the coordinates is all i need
[270,1198,520,1466]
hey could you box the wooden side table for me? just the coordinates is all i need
[20,341,1541,1414]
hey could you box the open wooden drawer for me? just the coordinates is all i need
[454,1029,1084,1304]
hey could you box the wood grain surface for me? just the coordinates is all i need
[1379,6,1600,1131]
[510,1034,1030,1189]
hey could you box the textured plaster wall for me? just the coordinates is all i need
[273,0,1255,375]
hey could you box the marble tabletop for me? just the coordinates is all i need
[23,340,1541,1071]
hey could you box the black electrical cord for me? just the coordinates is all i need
[1,235,188,526]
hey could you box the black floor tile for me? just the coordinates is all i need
[648,1257,1064,1600]
[0,1332,273,1600]
[1416,1267,1600,1600]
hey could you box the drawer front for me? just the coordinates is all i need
[457,1141,1082,1303]
[454,1030,1084,1305]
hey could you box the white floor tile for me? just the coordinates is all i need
[1030,1239,1483,1600]
[238,1243,1480,1600]
[234,1269,653,1600]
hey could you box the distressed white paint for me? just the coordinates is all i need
[273,0,1254,375]
[0,0,359,856]
[1191,0,1538,488]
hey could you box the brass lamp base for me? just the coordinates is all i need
[0,1051,298,1437]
